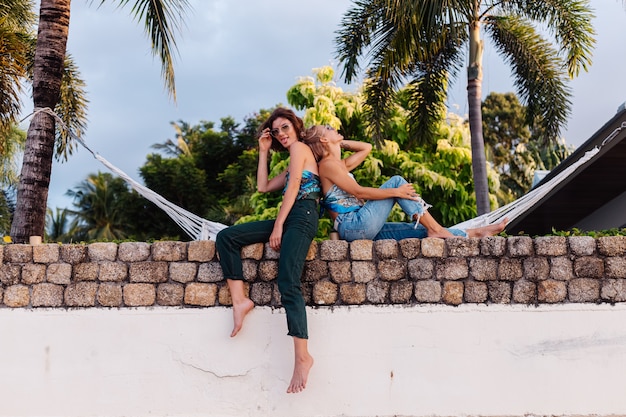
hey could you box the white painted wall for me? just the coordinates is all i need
[2,304,626,417]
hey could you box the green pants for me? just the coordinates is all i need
[215,199,319,339]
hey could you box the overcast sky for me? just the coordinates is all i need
[18,0,626,211]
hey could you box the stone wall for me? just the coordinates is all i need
[1,235,626,309]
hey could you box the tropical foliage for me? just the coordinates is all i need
[334,0,595,214]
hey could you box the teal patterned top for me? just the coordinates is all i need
[283,170,321,201]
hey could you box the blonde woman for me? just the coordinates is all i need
[302,125,507,241]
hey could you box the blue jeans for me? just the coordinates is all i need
[334,176,467,241]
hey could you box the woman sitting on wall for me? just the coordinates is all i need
[302,125,507,241]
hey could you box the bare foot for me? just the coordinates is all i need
[467,217,509,238]
[286,353,314,394]
[426,229,456,238]
[230,297,254,337]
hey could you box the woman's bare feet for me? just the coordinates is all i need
[467,217,508,238]
[287,338,314,393]
[230,297,254,337]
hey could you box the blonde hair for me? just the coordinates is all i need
[302,125,328,162]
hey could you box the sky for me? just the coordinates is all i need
[18,0,626,212]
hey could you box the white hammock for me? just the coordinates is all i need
[453,121,625,231]
[26,108,227,241]
[24,108,624,240]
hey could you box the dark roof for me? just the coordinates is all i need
[506,105,626,236]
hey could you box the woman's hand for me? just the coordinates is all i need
[259,128,272,152]
[396,183,420,200]
[269,224,283,251]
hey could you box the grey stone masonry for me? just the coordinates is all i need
[1,235,626,308]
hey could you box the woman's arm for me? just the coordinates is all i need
[321,158,418,201]
[341,140,372,172]
[256,131,287,193]
[268,142,309,250]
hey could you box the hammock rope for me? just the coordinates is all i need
[22,108,625,239]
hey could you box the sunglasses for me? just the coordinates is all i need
[270,123,292,138]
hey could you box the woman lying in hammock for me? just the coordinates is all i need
[302,125,507,241]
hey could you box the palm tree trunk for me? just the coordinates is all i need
[467,20,490,215]
[11,0,71,243]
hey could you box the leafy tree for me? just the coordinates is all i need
[65,172,133,241]
[334,0,595,215]
[11,0,191,243]
[45,207,79,243]
[1,124,26,235]
[482,92,573,204]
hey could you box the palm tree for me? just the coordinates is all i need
[65,172,130,241]
[335,0,595,215]
[10,0,191,243]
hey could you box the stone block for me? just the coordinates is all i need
[374,239,399,259]
[597,236,626,256]
[350,240,373,261]
[60,244,87,264]
[390,281,413,303]
[124,283,156,306]
[399,238,421,259]
[129,262,168,283]
[366,281,389,304]
[534,236,567,256]
[241,243,263,260]
[328,261,351,283]
[549,256,574,280]
[87,242,118,261]
[378,259,406,281]
[156,283,184,306]
[480,236,506,256]
[352,261,376,283]
[498,258,523,281]
[187,240,215,262]
[320,240,349,261]
[574,256,604,278]
[4,285,30,307]
[469,258,497,281]
[312,280,338,305]
[464,281,488,303]
[197,262,223,283]
[415,280,442,303]
[98,283,123,307]
[303,259,328,282]
[601,279,626,302]
[605,257,626,278]
[33,244,59,263]
[488,281,512,304]
[446,237,480,257]
[538,280,567,303]
[65,282,98,307]
[250,282,273,305]
[513,280,536,304]
[32,283,64,307]
[421,238,445,257]
[442,281,463,305]
[184,283,217,306]
[242,260,257,281]
[507,236,533,257]
[46,263,72,285]
[74,262,99,281]
[217,283,248,306]
[98,262,128,282]
[0,264,20,285]
[152,241,186,262]
[168,262,196,284]
[305,242,318,261]
[4,244,32,263]
[21,263,46,285]
[258,261,278,281]
[568,278,600,302]
[436,258,468,280]
[118,242,150,262]
[568,236,596,256]
[408,258,434,280]
[523,257,550,281]
[340,283,366,304]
